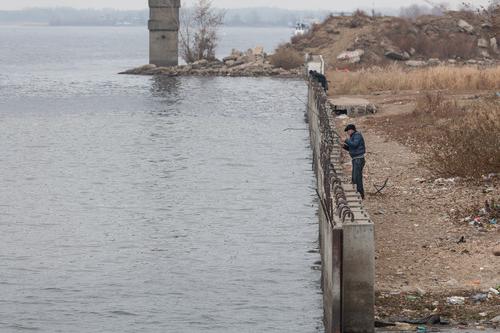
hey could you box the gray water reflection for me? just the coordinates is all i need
[0,75,323,332]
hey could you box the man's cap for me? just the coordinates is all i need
[344,124,356,132]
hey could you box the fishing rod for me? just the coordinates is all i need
[289,88,344,144]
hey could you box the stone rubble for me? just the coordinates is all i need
[120,47,303,77]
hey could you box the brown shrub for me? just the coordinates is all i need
[425,99,500,178]
[413,92,461,117]
[353,9,369,17]
[373,93,500,179]
[444,34,476,59]
[291,32,310,45]
[270,46,304,70]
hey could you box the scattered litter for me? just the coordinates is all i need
[491,315,500,323]
[471,293,488,302]
[447,296,465,305]
[479,312,488,317]
[416,287,426,296]
[457,236,466,244]
[489,287,499,295]
[392,315,447,325]
[483,187,494,193]
[434,178,456,186]
[483,173,498,181]
[417,326,427,333]
[462,200,499,231]
[336,114,349,119]
[394,322,414,331]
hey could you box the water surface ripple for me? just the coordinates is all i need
[0,26,322,333]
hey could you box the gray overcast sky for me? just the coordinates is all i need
[0,0,492,11]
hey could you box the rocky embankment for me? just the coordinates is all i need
[120,47,303,77]
[288,9,500,69]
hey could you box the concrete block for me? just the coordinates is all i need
[148,19,179,31]
[342,223,375,333]
[150,7,180,21]
[150,31,179,67]
[149,0,181,8]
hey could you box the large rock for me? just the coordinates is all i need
[385,50,410,61]
[428,58,441,66]
[491,38,498,53]
[119,64,157,75]
[480,50,490,58]
[494,245,500,256]
[478,38,489,48]
[482,22,493,29]
[223,55,239,63]
[252,46,264,56]
[458,19,474,33]
[405,60,427,67]
[337,49,365,63]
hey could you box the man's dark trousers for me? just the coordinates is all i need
[352,157,365,199]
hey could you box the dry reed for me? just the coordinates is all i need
[331,65,500,94]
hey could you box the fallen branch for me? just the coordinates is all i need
[373,177,389,195]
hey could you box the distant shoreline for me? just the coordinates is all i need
[0,23,294,28]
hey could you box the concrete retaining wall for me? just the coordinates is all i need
[307,79,375,333]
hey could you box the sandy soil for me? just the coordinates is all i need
[333,92,500,326]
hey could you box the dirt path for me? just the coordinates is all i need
[334,97,499,324]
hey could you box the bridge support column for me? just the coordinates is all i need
[149,0,181,67]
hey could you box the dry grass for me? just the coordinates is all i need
[425,98,500,178]
[373,93,500,179]
[270,46,304,70]
[330,65,500,94]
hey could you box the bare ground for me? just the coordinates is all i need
[334,92,500,327]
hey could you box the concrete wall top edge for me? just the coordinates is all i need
[149,0,181,8]
[343,221,373,226]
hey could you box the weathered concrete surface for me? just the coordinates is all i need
[308,79,375,333]
[343,223,375,333]
[329,97,377,117]
[149,0,180,67]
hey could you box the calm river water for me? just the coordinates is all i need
[0,26,323,332]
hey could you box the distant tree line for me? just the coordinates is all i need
[0,7,329,27]
[0,8,147,26]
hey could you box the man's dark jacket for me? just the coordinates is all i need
[343,131,366,158]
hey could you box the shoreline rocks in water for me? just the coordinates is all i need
[120,47,303,78]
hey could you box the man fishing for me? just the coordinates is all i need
[342,124,366,200]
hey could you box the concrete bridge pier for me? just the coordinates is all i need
[149,0,181,67]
